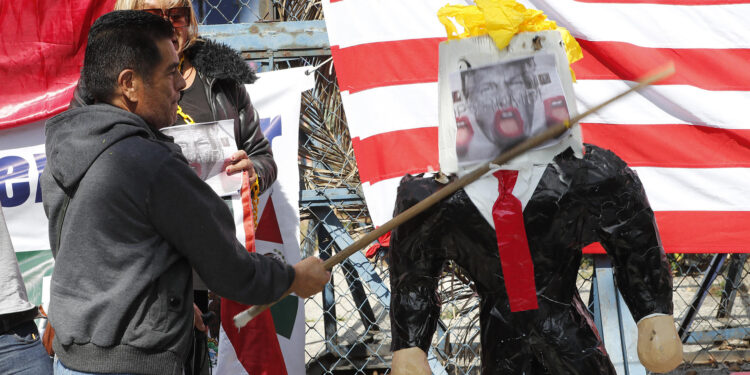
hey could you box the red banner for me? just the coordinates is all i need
[0,0,115,129]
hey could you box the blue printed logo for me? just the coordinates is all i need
[0,153,45,208]
[259,116,282,148]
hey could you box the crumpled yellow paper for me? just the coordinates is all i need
[437,0,583,80]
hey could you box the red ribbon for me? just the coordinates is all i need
[492,170,539,312]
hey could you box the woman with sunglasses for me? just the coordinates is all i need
[71,0,277,195]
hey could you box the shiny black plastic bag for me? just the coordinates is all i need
[390,145,673,375]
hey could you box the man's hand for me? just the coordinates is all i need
[193,303,207,333]
[226,150,256,181]
[290,257,330,298]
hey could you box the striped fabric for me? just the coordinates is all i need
[321,0,750,253]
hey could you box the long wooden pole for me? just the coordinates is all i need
[233,63,675,329]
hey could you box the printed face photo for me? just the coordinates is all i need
[181,126,221,163]
[172,124,228,180]
[449,53,569,166]
[160,119,241,196]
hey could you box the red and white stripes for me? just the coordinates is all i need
[322,0,750,252]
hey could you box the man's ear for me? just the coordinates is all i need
[117,69,139,103]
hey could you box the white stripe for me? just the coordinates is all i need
[361,177,403,227]
[324,0,750,49]
[322,0,471,48]
[574,80,750,129]
[342,83,438,140]
[364,167,750,227]
[635,167,750,211]
[362,168,750,226]
[523,0,750,49]
[344,79,750,142]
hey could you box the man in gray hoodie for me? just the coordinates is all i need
[41,11,329,375]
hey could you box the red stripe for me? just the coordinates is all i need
[584,211,750,254]
[332,38,748,94]
[331,38,444,94]
[221,300,288,374]
[353,123,750,182]
[575,0,749,4]
[240,172,257,251]
[573,40,750,91]
[352,127,439,183]
[581,123,750,168]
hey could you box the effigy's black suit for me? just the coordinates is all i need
[390,144,673,374]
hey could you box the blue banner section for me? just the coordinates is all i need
[260,115,282,147]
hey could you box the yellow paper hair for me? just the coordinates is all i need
[437,0,583,80]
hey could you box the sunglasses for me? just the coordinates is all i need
[143,7,191,28]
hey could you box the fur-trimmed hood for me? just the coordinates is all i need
[183,38,258,84]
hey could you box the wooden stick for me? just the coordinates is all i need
[233,63,675,329]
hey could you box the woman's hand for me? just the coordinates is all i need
[226,150,256,182]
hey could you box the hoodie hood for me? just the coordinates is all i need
[45,104,158,190]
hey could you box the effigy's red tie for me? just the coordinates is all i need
[492,170,539,312]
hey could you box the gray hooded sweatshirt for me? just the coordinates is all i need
[41,104,294,374]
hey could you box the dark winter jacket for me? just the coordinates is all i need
[41,104,294,374]
[70,38,277,193]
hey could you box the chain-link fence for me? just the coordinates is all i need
[195,1,750,373]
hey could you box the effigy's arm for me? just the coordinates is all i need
[587,145,673,320]
[585,145,682,372]
[389,175,448,353]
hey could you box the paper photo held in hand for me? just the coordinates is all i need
[162,119,242,196]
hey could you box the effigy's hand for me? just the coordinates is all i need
[637,314,683,373]
[392,347,430,375]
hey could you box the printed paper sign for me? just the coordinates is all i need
[161,119,242,196]
[449,53,569,167]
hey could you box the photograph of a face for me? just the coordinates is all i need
[450,53,569,166]
[161,119,242,196]
[171,123,231,180]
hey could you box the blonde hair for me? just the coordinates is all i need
[113,0,200,54]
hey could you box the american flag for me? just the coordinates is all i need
[321,0,750,253]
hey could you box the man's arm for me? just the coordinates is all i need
[146,155,292,305]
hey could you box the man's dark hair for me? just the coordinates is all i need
[81,10,175,103]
